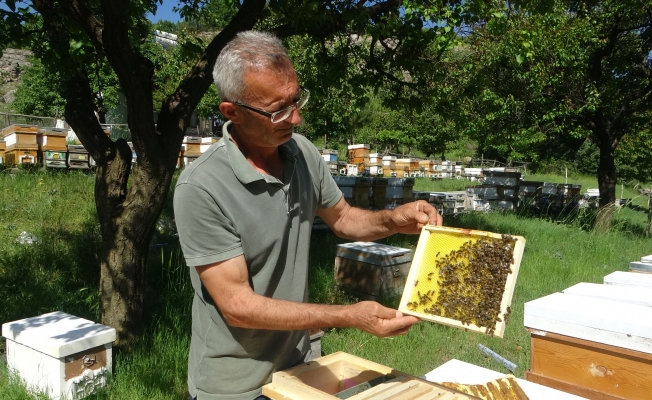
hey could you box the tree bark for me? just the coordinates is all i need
[592,127,617,232]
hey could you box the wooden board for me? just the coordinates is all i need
[562,282,652,307]
[262,352,477,400]
[603,271,652,288]
[526,331,652,400]
[398,226,525,337]
[524,293,652,353]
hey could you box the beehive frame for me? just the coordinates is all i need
[399,226,525,337]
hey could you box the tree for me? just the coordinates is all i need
[1,0,489,344]
[463,0,652,228]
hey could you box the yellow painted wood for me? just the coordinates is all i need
[398,226,526,337]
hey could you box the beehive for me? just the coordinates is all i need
[524,281,652,400]
[334,241,413,300]
[182,136,202,157]
[0,140,5,164]
[2,311,116,400]
[399,226,525,337]
[38,127,68,151]
[67,145,91,169]
[347,144,370,165]
[262,351,477,400]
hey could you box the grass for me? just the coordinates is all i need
[0,170,650,399]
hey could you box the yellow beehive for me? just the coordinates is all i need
[399,226,525,338]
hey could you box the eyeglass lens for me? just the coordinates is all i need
[270,92,310,123]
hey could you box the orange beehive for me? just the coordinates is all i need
[2,124,39,152]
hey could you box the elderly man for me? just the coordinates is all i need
[174,30,442,400]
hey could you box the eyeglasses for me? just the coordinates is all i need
[234,88,310,123]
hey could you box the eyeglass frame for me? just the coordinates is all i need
[232,87,310,123]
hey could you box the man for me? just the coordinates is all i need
[174,31,443,400]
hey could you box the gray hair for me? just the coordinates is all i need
[213,31,295,103]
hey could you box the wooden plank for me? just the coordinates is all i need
[525,372,627,400]
[525,315,652,355]
[561,283,652,307]
[524,292,652,340]
[398,226,525,338]
[603,271,652,288]
[528,333,652,400]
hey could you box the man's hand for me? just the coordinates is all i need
[349,301,420,337]
[390,200,443,235]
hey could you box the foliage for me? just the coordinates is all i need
[13,56,120,120]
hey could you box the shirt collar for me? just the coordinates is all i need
[221,121,299,185]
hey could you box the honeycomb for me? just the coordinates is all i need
[400,227,523,337]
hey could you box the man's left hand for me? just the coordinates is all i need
[390,200,442,234]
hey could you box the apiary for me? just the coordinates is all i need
[262,351,477,400]
[67,145,91,169]
[333,176,371,208]
[2,311,116,400]
[334,241,413,300]
[524,284,652,400]
[399,226,526,337]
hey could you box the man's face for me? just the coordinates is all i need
[230,67,302,149]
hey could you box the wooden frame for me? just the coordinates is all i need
[398,226,525,338]
[262,351,478,400]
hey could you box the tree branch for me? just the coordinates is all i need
[57,0,104,48]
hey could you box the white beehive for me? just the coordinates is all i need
[2,311,116,399]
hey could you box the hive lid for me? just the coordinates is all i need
[336,242,413,266]
[2,311,116,358]
[524,292,652,353]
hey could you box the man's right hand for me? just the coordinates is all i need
[348,301,420,338]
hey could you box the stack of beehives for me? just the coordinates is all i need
[346,144,370,176]
[1,124,39,166]
[381,155,396,177]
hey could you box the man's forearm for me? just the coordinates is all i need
[330,206,398,241]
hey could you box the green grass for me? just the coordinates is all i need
[0,170,650,399]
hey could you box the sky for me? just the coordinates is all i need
[147,1,182,23]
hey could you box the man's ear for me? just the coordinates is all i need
[219,102,240,122]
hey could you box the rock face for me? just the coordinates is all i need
[1,49,32,83]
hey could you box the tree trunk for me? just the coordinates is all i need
[593,130,617,232]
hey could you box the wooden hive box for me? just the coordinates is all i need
[603,270,652,288]
[399,226,526,338]
[2,124,39,152]
[347,144,370,163]
[43,149,68,169]
[2,311,116,400]
[67,145,91,169]
[369,177,388,209]
[4,149,38,166]
[334,241,413,300]
[38,127,68,151]
[0,140,5,164]
[182,136,202,157]
[524,285,652,400]
[262,351,478,400]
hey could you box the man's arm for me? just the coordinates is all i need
[316,197,443,241]
[197,255,419,337]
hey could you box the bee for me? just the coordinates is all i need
[414,279,419,287]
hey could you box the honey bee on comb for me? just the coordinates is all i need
[406,234,517,336]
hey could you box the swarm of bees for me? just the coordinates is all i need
[406,235,516,336]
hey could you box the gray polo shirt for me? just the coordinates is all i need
[174,122,342,399]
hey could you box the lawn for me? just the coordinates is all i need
[0,170,649,399]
